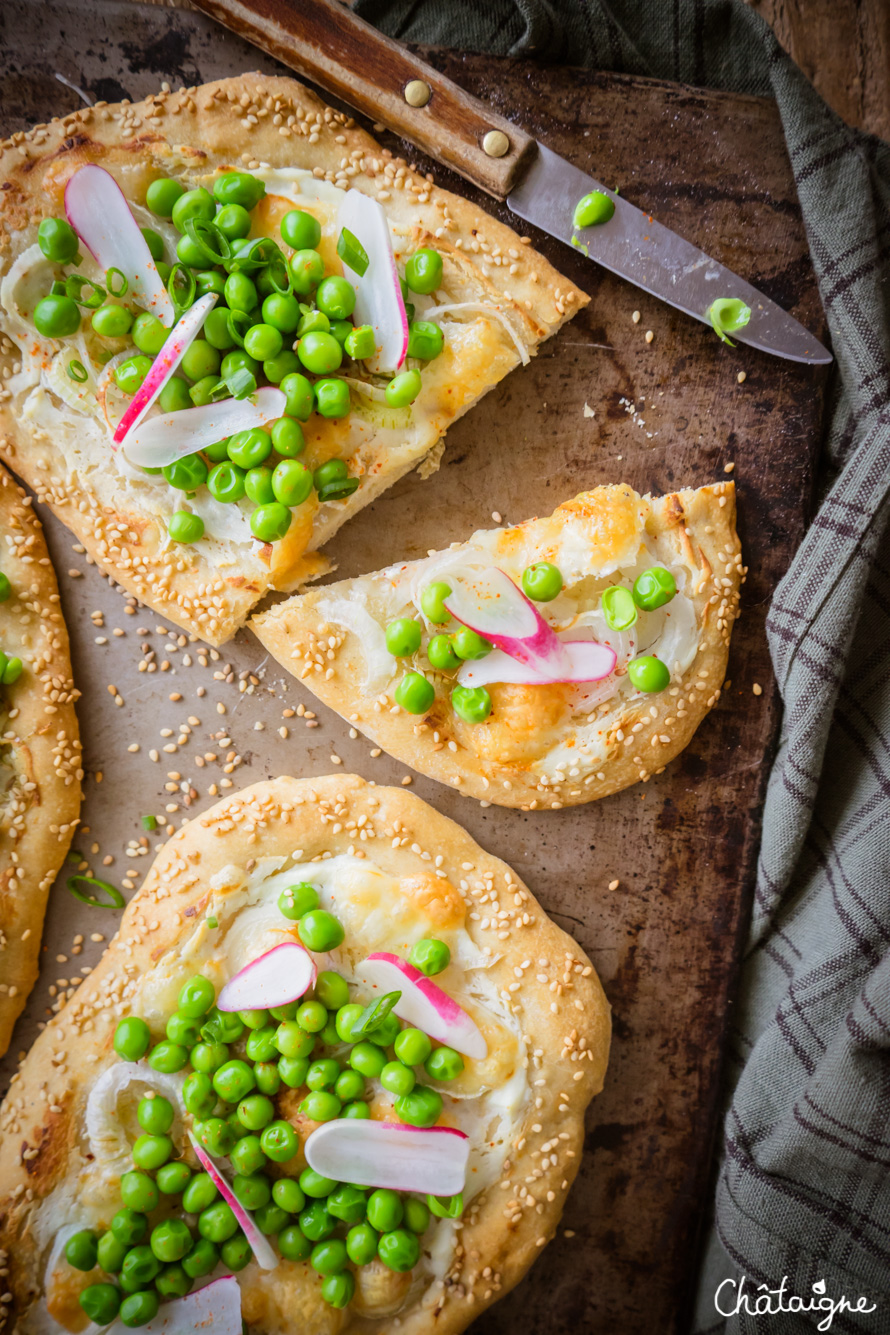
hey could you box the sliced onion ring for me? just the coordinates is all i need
[358,953,487,1060]
[337,189,408,374]
[218,941,316,1013]
[114,294,217,448]
[189,1133,278,1270]
[123,386,286,468]
[106,1275,242,1335]
[457,639,616,688]
[305,1120,469,1196]
[65,164,175,326]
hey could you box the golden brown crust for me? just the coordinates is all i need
[0,775,609,1333]
[0,74,587,646]
[251,483,743,809]
[0,465,82,1057]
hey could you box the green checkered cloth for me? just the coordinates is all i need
[354,0,890,1328]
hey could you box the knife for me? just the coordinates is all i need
[188,0,831,365]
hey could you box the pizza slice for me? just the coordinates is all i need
[0,74,586,645]
[0,463,82,1055]
[252,482,743,808]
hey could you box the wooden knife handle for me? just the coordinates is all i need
[188,0,536,200]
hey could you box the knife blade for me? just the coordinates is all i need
[187,0,831,364]
[508,144,830,364]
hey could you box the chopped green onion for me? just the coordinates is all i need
[228,237,290,295]
[50,279,68,297]
[66,848,82,863]
[184,218,232,267]
[225,309,252,349]
[67,359,88,383]
[141,815,157,831]
[167,263,196,318]
[337,227,368,277]
[226,367,257,400]
[350,990,401,1041]
[67,875,125,909]
[708,297,751,347]
[65,274,105,309]
[105,267,129,297]
[207,916,219,929]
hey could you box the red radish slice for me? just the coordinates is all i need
[444,566,573,680]
[107,1275,242,1335]
[306,1120,469,1196]
[457,638,617,688]
[217,941,316,1013]
[113,294,217,448]
[189,1134,278,1271]
[337,189,408,374]
[358,953,487,1060]
[123,386,286,469]
[65,164,175,327]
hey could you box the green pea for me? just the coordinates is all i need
[158,375,192,413]
[343,1099,371,1119]
[633,566,677,610]
[120,1170,159,1213]
[261,1119,300,1162]
[452,684,491,724]
[385,617,422,658]
[367,1188,403,1233]
[403,1197,431,1234]
[114,1016,150,1061]
[322,1270,355,1308]
[92,303,134,338]
[191,1039,229,1074]
[168,512,205,544]
[343,323,375,359]
[573,189,615,228]
[315,971,349,1010]
[393,1027,432,1066]
[254,1061,282,1097]
[309,1236,347,1276]
[278,1224,312,1261]
[451,627,491,661]
[421,581,452,626]
[111,1209,148,1248]
[251,502,292,543]
[182,1237,218,1278]
[179,338,220,382]
[79,1283,121,1325]
[224,271,258,313]
[238,1008,268,1029]
[262,291,301,333]
[296,313,329,343]
[210,205,250,243]
[378,1227,420,1272]
[296,999,327,1033]
[254,1202,288,1235]
[289,249,325,295]
[300,1090,342,1122]
[298,909,344,953]
[233,1172,271,1211]
[349,1041,387,1079]
[395,1084,443,1128]
[279,881,319,920]
[380,1060,415,1096]
[171,187,215,232]
[269,458,311,507]
[245,465,276,505]
[522,561,563,602]
[34,294,80,338]
[156,1161,192,1195]
[408,938,451,977]
[213,1058,256,1103]
[346,1221,379,1265]
[406,320,444,360]
[428,1191,463,1218]
[220,1234,252,1272]
[132,311,168,356]
[203,307,237,350]
[263,349,302,383]
[182,1171,219,1217]
[97,1230,127,1272]
[299,1167,337,1199]
[395,670,435,715]
[65,1229,98,1271]
[195,269,227,299]
[385,369,422,407]
[601,585,637,630]
[204,436,232,463]
[182,1071,215,1118]
[315,275,356,321]
[113,355,152,395]
[141,226,165,262]
[405,247,443,294]
[147,177,185,218]
[299,1200,336,1242]
[1,656,22,686]
[242,322,282,362]
[38,216,79,263]
[237,1093,275,1131]
[424,1045,464,1081]
[189,373,221,407]
[276,1020,315,1060]
[335,1002,365,1043]
[230,1135,266,1176]
[226,1112,251,1143]
[627,654,671,692]
[203,1008,244,1043]
[213,171,265,210]
[207,460,246,505]
[173,975,212,1017]
[281,209,322,250]
[131,1132,172,1170]
[150,1219,192,1263]
[280,371,315,421]
[156,1264,193,1298]
[0,574,10,603]
[306,1058,340,1091]
[198,1201,238,1244]
[147,1040,189,1074]
[313,459,355,500]
[166,1011,202,1047]
[228,423,274,469]
[425,633,459,671]
[297,330,342,375]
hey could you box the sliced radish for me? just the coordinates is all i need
[217,941,316,1014]
[358,953,487,1060]
[123,386,286,469]
[113,294,217,448]
[65,164,175,326]
[337,189,408,374]
[306,1120,469,1196]
[444,566,574,680]
[107,1276,242,1335]
[457,638,616,688]
[189,1134,278,1271]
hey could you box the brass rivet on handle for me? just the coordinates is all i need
[482,129,510,158]
[404,80,431,108]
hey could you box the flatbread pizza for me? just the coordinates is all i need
[0,463,82,1056]
[0,773,609,1333]
[0,74,586,645]
[252,482,742,808]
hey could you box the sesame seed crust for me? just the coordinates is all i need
[0,74,587,647]
[0,773,609,1332]
[0,463,82,1056]
[252,482,743,807]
